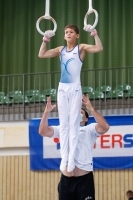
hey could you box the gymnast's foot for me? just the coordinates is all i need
[60,159,67,172]
[67,159,75,172]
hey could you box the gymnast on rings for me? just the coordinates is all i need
[37,0,103,173]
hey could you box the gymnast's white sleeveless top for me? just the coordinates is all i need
[60,45,83,83]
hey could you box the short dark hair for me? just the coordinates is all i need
[81,108,89,126]
[126,190,133,198]
[64,24,79,34]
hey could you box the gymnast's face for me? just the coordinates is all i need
[64,28,79,42]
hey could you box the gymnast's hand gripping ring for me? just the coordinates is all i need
[84,0,98,32]
[36,0,57,37]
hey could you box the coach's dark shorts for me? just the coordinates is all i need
[58,172,95,200]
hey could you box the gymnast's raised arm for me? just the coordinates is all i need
[38,33,63,58]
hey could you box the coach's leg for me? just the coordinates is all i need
[77,172,95,200]
[58,174,77,200]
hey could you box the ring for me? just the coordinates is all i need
[84,9,98,31]
[36,15,57,36]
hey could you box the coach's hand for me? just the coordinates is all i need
[45,97,56,113]
[82,94,94,112]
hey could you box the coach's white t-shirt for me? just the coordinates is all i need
[52,123,100,171]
